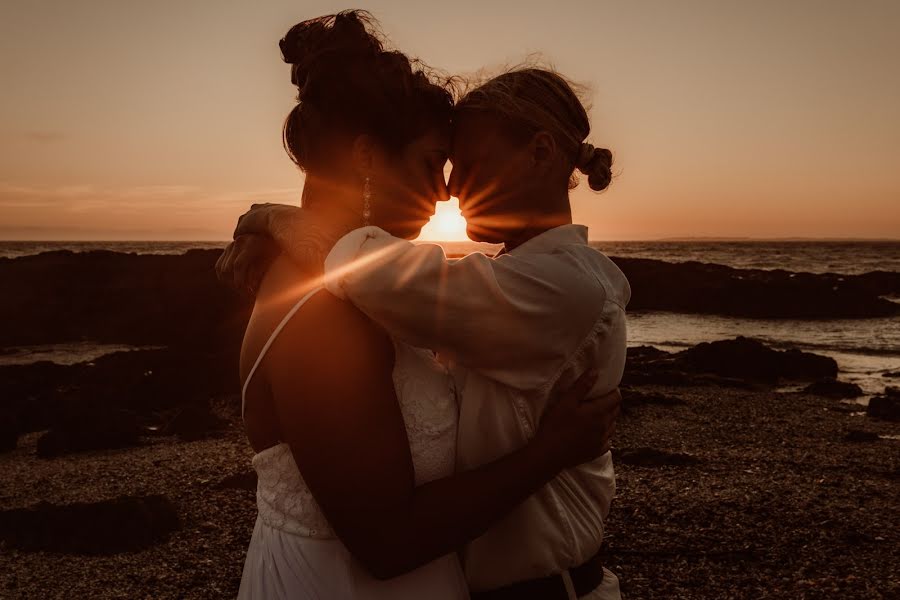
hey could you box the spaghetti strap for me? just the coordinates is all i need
[242,286,326,418]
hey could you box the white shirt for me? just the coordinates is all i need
[324,224,631,592]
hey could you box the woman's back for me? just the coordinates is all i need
[237,255,466,599]
[240,254,323,452]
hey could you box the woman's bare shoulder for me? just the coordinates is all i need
[243,254,391,375]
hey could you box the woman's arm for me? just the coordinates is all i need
[322,227,607,388]
[231,205,618,390]
[265,292,617,580]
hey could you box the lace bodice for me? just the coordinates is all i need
[252,340,459,538]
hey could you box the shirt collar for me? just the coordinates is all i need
[506,224,589,256]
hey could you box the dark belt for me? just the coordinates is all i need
[470,551,605,600]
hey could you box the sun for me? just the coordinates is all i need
[417,197,469,242]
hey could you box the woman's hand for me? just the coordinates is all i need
[234,203,348,271]
[215,234,279,294]
[535,371,621,470]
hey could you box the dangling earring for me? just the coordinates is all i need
[362,175,373,226]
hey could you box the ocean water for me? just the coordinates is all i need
[0,241,226,260]
[0,343,163,366]
[591,240,900,275]
[2,240,898,397]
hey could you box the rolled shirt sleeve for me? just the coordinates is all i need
[324,226,608,391]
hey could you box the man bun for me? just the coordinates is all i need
[575,143,613,192]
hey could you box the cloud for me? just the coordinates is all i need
[119,185,201,199]
[0,181,304,240]
[21,131,68,143]
[0,182,300,205]
[212,187,301,206]
[0,182,203,208]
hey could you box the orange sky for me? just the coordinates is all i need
[1,0,898,241]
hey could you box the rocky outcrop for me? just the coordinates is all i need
[164,404,228,442]
[623,337,837,386]
[844,430,879,443]
[613,257,900,318]
[803,379,864,399]
[0,249,886,448]
[0,251,895,358]
[0,495,179,554]
[36,408,143,458]
[0,249,251,348]
[867,387,900,421]
[0,415,17,453]
[1,348,240,438]
[677,337,837,383]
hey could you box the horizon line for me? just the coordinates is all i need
[1,237,899,243]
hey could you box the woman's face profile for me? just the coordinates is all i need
[373,128,450,239]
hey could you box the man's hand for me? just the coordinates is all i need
[536,373,622,469]
[233,203,302,240]
[233,203,350,271]
[215,234,279,295]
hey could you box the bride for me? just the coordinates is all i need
[221,11,621,600]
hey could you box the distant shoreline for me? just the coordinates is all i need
[2,238,899,243]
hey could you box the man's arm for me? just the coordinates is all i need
[324,226,608,390]
[268,292,619,580]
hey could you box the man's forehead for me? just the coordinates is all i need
[452,118,503,151]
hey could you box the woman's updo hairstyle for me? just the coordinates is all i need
[455,68,613,192]
[280,10,453,173]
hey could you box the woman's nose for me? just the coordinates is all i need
[434,172,450,203]
[447,167,460,199]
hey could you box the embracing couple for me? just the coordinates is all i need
[216,10,630,600]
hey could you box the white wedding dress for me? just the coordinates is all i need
[237,287,469,600]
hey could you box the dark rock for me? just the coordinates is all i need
[0,405,19,452]
[675,337,837,383]
[867,392,900,421]
[0,494,179,554]
[0,249,251,349]
[613,257,900,318]
[164,404,227,441]
[691,374,762,389]
[624,337,837,387]
[36,408,143,458]
[803,379,864,399]
[844,430,879,443]
[215,470,258,492]
[615,447,700,467]
[622,369,693,387]
[883,371,900,378]
[2,251,895,357]
[1,348,241,436]
[626,346,673,363]
[0,419,19,452]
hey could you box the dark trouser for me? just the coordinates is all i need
[470,551,605,600]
